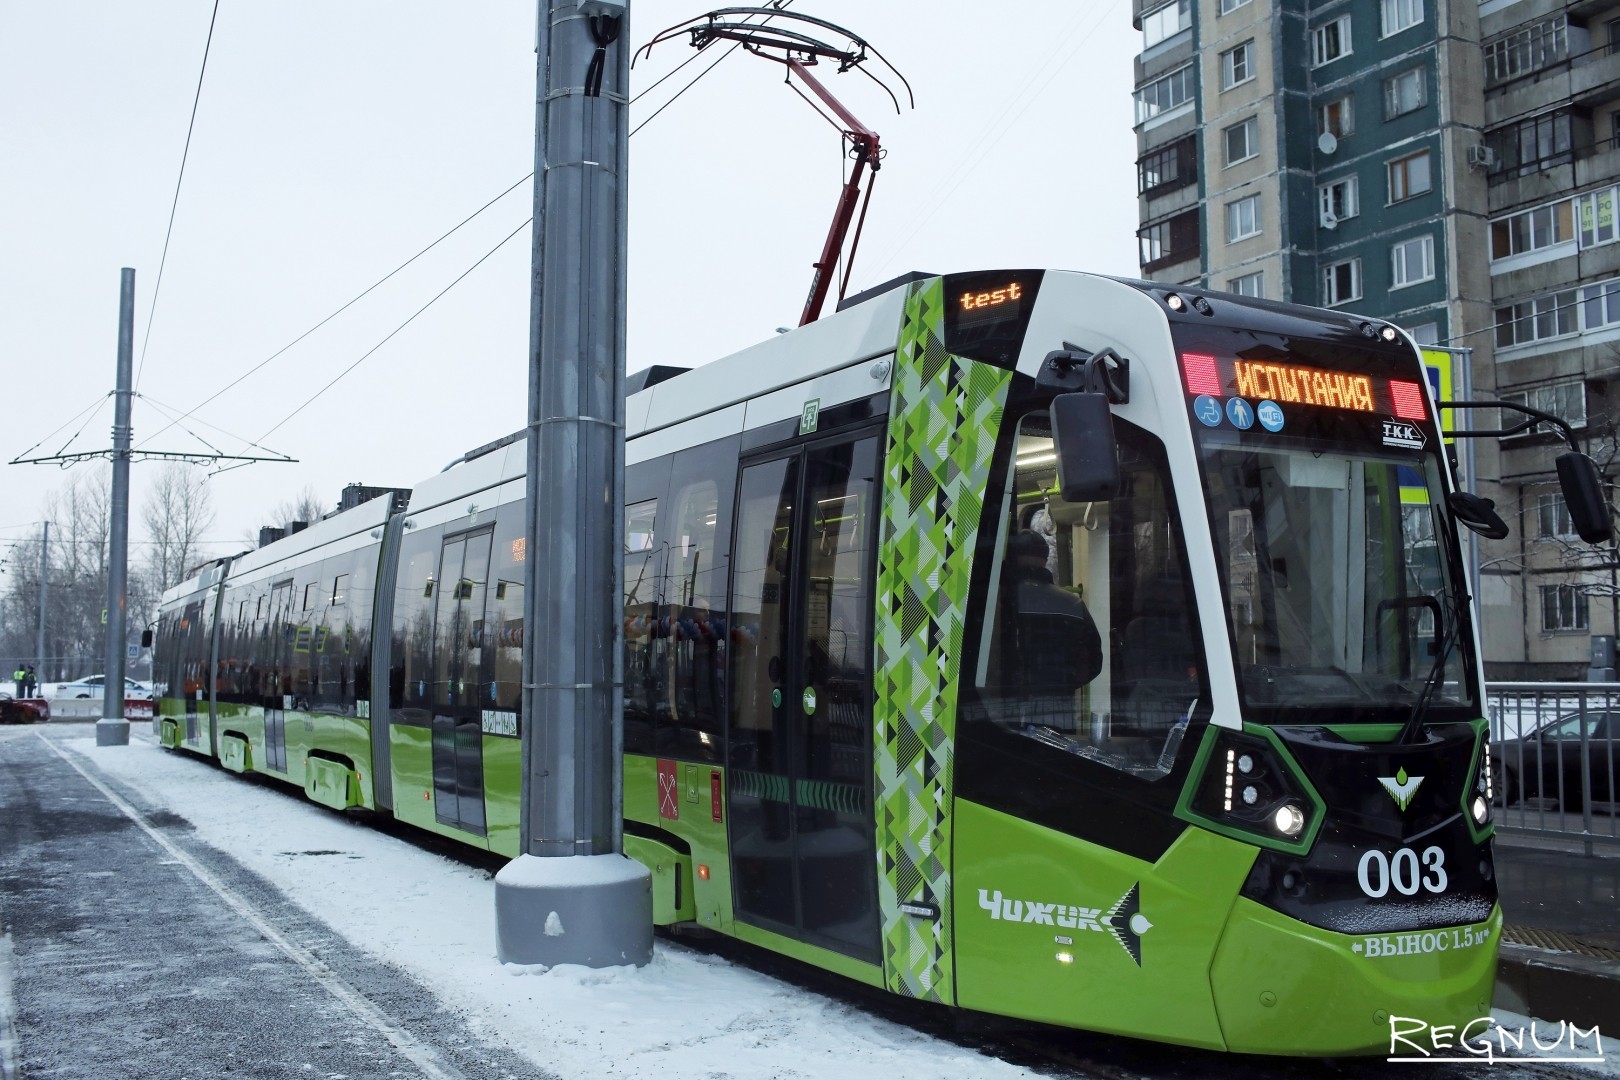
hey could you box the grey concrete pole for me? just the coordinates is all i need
[494,0,651,968]
[36,521,48,685]
[97,268,135,747]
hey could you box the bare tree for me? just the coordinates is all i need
[242,484,330,547]
[142,462,217,593]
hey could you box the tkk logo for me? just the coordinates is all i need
[977,883,1152,965]
[1382,420,1425,449]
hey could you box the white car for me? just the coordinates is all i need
[52,675,154,701]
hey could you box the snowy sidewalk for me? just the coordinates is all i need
[0,726,1038,1080]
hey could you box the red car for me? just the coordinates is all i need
[0,693,49,723]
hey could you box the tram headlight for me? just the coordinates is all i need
[1470,734,1494,826]
[1272,803,1305,838]
[1192,730,1317,850]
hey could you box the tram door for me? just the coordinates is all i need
[431,527,493,835]
[728,430,881,962]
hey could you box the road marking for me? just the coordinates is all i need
[36,733,465,1080]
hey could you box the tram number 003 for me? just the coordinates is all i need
[1357,846,1447,898]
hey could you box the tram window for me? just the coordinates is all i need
[661,472,726,762]
[1203,446,1470,709]
[392,524,445,717]
[488,505,526,711]
[623,498,660,756]
[970,415,1205,780]
[431,530,493,709]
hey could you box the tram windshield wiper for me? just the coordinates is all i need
[1396,598,1458,745]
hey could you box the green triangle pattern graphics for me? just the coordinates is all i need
[874,277,1010,1002]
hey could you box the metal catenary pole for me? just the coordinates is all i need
[494,0,651,968]
[97,268,135,747]
[36,521,48,684]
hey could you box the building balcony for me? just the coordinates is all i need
[1486,41,1620,120]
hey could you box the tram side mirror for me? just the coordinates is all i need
[1447,491,1509,540]
[1556,452,1614,544]
[140,629,153,648]
[1050,392,1120,503]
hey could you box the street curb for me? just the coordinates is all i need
[1494,943,1620,1032]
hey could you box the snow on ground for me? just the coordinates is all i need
[64,733,1037,1080]
[52,731,1620,1077]
[0,928,19,1080]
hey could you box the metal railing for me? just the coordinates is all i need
[1486,681,1620,855]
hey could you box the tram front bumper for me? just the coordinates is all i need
[1208,897,1502,1056]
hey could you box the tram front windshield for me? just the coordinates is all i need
[1179,329,1476,723]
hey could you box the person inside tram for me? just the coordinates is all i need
[1005,529,1102,730]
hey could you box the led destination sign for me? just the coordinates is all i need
[1234,361,1374,412]
[1181,352,1427,422]
[957,280,1024,313]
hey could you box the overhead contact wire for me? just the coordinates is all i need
[135,0,222,392]
[247,217,533,449]
[139,172,534,451]
[11,395,109,462]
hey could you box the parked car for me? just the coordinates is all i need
[1492,709,1617,808]
[51,675,154,701]
[0,693,49,723]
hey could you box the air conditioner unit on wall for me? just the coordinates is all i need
[1467,144,1497,169]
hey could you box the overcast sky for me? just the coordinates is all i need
[0,0,1139,570]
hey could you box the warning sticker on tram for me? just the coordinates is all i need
[1352,921,1493,959]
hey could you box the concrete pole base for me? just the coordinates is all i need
[494,853,653,968]
[95,718,131,746]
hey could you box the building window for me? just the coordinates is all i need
[1381,0,1423,36]
[1489,201,1574,260]
[1484,111,1573,179]
[1507,382,1586,428]
[1225,117,1259,165]
[1495,292,1578,347]
[1383,68,1427,119]
[1318,175,1360,225]
[1391,235,1435,288]
[1312,16,1352,67]
[1222,41,1255,89]
[1317,96,1355,140]
[1139,209,1201,271]
[1483,16,1568,84]
[1387,149,1432,202]
[1135,64,1196,125]
[1578,187,1619,248]
[1221,0,1252,12]
[1142,0,1192,49]
[1138,136,1196,195]
[1226,194,1261,243]
[1322,258,1362,306]
[1539,493,1578,539]
[1582,279,1620,329]
[1541,584,1589,632]
[1406,322,1440,344]
[1228,271,1263,297]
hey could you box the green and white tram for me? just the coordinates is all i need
[157,269,1587,1054]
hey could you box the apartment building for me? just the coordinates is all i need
[1131,0,1620,678]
